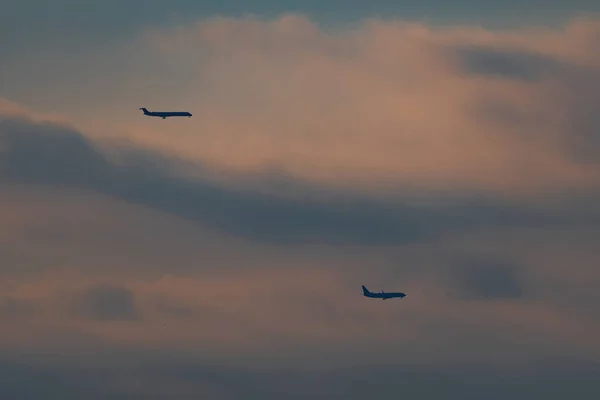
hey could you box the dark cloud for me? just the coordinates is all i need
[448,257,525,300]
[0,118,111,185]
[1,114,599,246]
[78,283,138,321]
[454,46,566,81]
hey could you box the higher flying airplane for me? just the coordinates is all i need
[139,107,192,119]
[362,285,406,300]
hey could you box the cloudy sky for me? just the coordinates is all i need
[2,2,600,399]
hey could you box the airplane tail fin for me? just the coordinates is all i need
[362,285,371,295]
[139,107,150,114]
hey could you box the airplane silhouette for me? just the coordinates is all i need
[362,285,406,300]
[139,107,192,119]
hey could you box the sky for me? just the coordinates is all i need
[2,1,600,399]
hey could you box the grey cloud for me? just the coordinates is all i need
[454,44,600,166]
[474,96,531,126]
[0,296,35,321]
[151,295,196,319]
[454,46,566,81]
[553,68,600,164]
[78,283,138,321]
[0,118,110,185]
[1,114,599,247]
[0,245,34,277]
[448,257,525,300]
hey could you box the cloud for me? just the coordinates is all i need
[76,283,139,321]
[5,107,591,248]
[447,257,525,300]
[0,116,110,186]
[452,46,567,81]
[5,14,598,199]
[3,1,596,60]
[0,296,35,321]
[1,112,425,245]
[1,255,598,368]
[3,14,600,398]
[2,27,600,364]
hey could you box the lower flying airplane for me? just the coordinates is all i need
[362,285,406,300]
[139,107,192,119]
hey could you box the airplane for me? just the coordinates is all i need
[139,107,192,119]
[362,285,406,300]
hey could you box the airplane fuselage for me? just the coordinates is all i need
[140,108,192,119]
[362,285,406,300]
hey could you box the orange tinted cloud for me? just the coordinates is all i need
[40,14,596,198]
[5,17,600,198]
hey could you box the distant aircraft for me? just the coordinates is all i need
[362,285,406,300]
[139,107,192,119]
